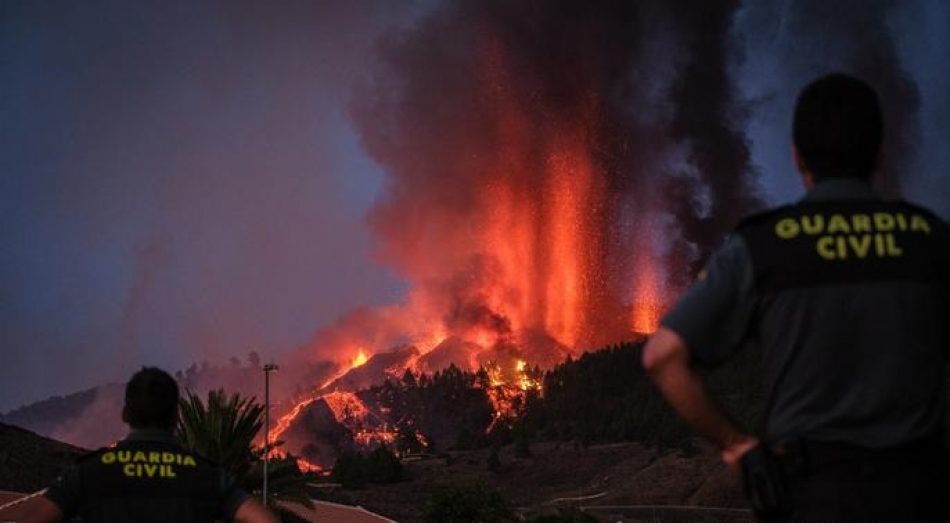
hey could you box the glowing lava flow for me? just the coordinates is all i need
[322,391,371,422]
[322,391,394,447]
[295,457,322,473]
[266,348,374,456]
[265,395,323,473]
[268,397,317,447]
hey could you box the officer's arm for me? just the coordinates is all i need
[18,496,65,523]
[642,327,758,471]
[233,498,280,523]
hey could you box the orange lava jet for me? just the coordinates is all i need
[631,259,664,335]
[473,35,608,351]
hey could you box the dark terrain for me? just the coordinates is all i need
[321,440,751,522]
[1,341,767,522]
[0,422,85,493]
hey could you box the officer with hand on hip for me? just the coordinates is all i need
[643,73,950,522]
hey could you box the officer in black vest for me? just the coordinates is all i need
[24,367,278,523]
[642,73,949,522]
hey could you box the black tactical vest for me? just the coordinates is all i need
[736,199,950,447]
[73,439,228,523]
[738,199,948,292]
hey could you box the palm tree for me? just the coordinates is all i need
[176,389,314,521]
[177,389,263,479]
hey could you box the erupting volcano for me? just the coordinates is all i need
[268,0,760,467]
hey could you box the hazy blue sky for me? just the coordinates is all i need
[2,0,947,412]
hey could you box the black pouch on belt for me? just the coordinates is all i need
[741,443,788,516]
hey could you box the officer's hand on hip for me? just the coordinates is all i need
[721,435,759,475]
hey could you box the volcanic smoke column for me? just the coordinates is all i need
[350,0,759,353]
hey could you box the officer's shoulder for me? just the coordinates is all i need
[892,199,950,229]
[74,446,115,464]
[734,204,796,232]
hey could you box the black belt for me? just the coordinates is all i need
[770,436,945,476]
[741,436,947,517]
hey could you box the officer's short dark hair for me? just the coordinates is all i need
[793,73,883,180]
[122,367,179,430]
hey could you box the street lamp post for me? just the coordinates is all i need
[262,362,279,506]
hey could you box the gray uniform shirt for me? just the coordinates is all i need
[662,178,950,448]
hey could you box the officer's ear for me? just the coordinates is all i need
[792,144,815,189]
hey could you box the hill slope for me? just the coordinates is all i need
[0,422,86,492]
[324,441,749,522]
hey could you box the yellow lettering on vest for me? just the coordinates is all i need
[162,452,176,464]
[817,236,837,259]
[144,464,158,477]
[852,214,872,233]
[117,451,131,463]
[161,464,177,478]
[123,463,136,477]
[835,236,848,259]
[875,234,886,256]
[183,455,197,467]
[827,214,851,234]
[885,234,903,256]
[848,235,872,258]
[910,215,932,234]
[149,452,161,464]
[895,213,908,231]
[101,452,116,465]
[776,218,800,239]
[801,215,824,235]
[874,213,895,231]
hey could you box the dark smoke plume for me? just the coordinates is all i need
[351,0,760,348]
[661,0,762,279]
